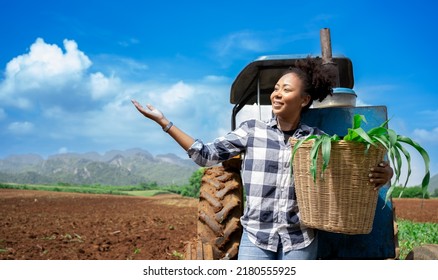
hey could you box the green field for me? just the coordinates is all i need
[0,182,171,197]
[397,219,438,259]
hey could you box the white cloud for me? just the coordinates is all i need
[0,37,127,113]
[89,72,121,100]
[155,81,196,111]
[7,121,35,134]
[0,38,94,112]
[4,38,91,92]
[413,127,438,143]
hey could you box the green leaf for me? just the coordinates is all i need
[343,114,366,141]
[368,134,400,203]
[378,118,390,128]
[291,135,317,161]
[309,137,323,182]
[353,114,367,129]
[370,134,391,155]
[330,134,341,141]
[387,128,398,147]
[385,186,395,202]
[349,127,376,145]
[391,143,403,186]
[394,142,412,189]
[290,135,318,177]
[397,135,430,198]
[343,128,355,141]
[367,126,388,138]
[321,135,332,174]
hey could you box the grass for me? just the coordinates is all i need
[0,182,172,197]
[397,219,438,259]
[126,190,170,197]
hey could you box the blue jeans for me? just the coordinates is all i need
[237,230,318,260]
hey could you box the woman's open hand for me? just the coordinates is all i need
[131,100,166,124]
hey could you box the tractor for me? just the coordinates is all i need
[183,28,436,260]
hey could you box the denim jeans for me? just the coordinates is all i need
[237,229,318,260]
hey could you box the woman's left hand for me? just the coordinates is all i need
[369,161,394,190]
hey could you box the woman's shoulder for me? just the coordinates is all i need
[237,118,272,128]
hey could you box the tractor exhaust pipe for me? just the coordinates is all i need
[320,28,340,87]
[320,28,333,65]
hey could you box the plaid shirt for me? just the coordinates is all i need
[187,118,324,252]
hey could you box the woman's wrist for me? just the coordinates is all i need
[158,118,170,130]
[162,121,173,132]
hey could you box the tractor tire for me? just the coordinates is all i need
[192,161,244,260]
[184,239,214,260]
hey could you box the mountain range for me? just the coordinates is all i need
[0,148,199,186]
[1,148,437,195]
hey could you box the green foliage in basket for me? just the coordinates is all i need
[291,114,430,201]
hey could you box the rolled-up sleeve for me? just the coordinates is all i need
[187,122,250,167]
[187,139,213,167]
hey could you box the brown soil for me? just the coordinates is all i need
[0,190,436,260]
[0,189,197,260]
[392,198,438,223]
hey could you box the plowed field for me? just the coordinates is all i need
[0,189,197,260]
[0,189,436,260]
[392,198,438,223]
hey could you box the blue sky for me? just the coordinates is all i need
[1,0,437,185]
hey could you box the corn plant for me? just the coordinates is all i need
[291,114,430,202]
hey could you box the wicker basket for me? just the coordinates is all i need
[290,139,386,234]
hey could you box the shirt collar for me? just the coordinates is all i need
[268,117,314,139]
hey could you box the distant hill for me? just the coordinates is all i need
[1,149,436,192]
[429,173,438,195]
[0,149,199,186]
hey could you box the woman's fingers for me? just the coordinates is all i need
[131,100,164,122]
[369,161,393,190]
[145,104,164,119]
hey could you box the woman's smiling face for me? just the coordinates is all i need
[270,72,311,120]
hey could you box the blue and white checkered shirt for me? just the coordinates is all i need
[187,117,324,252]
